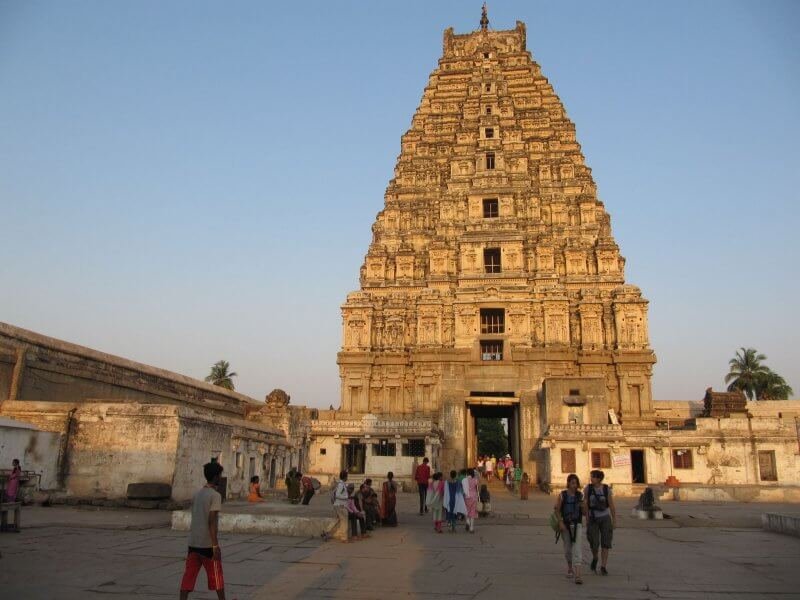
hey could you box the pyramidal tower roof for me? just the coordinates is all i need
[339,12,655,426]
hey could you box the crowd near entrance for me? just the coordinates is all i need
[466,394,521,467]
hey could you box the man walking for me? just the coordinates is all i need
[583,469,616,575]
[414,457,431,516]
[179,461,231,600]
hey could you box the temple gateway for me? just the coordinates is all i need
[307,15,800,496]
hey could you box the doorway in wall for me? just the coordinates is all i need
[342,439,366,474]
[269,458,277,488]
[631,449,646,484]
[466,395,520,467]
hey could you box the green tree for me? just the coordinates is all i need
[477,418,508,458]
[205,360,237,390]
[725,347,768,401]
[755,371,794,400]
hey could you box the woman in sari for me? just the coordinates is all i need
[380,471,398,526]
[462,468,479,533]
[5,459,21,502]
[248,475,265,503]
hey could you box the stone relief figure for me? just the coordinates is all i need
[583,316,602,347]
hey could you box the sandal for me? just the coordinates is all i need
[575,577,583,585]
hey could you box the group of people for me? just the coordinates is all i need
[415,458,485,533]
[478,454,518,487]
[247,468,317,505]
[178,459,617,598]
[330,469,399,541]
[553,469,617,585]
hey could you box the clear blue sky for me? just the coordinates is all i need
[1,1,798,406]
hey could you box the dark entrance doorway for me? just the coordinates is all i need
[269,458,277,488]
[466,399,520,467]
[342,439,366,474]
[631,449,646,484]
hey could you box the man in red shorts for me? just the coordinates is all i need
[180,461,231,600]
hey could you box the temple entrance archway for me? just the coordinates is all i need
[466,395,521,468]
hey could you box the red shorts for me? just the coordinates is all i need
[180,550,224,592]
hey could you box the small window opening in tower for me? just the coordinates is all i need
[484,248,501,273]
[483,52,490,59]
[485,83,491,92]
[480,340,503,361]
[483,198,498,218]
[485,152,495,170]
[485,106,492,115]
[485,127,495,139]
[480,308,505,334]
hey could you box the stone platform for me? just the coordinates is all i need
[172,500,336,538]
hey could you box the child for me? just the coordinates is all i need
[179,462,229,600]
[427,472,445,533]
[247,476,265,503]
[479,483,491,517]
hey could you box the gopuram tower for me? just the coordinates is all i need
[331,9,656,481]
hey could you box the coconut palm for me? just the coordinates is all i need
[725,347,769,401]
[755,371,794,400]
[205,360,237,390]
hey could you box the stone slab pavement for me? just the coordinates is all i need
[2,489,799,599]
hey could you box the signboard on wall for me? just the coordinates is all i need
[612,453,631,468]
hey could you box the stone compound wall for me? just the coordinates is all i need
[0,417,61,490]
[0,322,305,502]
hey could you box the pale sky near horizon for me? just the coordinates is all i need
[1,1,798,407]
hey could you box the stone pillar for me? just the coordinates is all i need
[440,395,465,470]
[519,391,539,484]
[4,345,27,406]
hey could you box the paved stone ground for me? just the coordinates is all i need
[2,488,799,599]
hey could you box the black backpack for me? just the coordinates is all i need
[587,484,609,518]
[560,490,583,523]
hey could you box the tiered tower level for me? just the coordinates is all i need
[339,19,657,436]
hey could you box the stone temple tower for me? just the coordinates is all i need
[335,13,656,476]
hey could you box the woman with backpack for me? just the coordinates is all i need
[555,473,587,584]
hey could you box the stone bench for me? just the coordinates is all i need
[762,513,800,538]
[0,502,21,532]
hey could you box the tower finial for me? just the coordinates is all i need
[480,3,489,31]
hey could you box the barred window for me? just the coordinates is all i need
[486,152,495,170]
[483,198,498,218]
[480,340,503,361]
[402,439,426,457]
[480,308,504,334]
[484,248,501,273]
[373,439,396,457]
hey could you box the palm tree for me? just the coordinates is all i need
[205,360,237,390]
[755,371,794,400]
[725,347,768,401]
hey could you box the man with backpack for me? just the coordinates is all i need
[583,469,616,575]
[329,470,350,541]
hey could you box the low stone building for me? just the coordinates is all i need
[0,322,312,502]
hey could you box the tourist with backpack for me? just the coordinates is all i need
[329,470,350,541]
[583,469,616,575]
[555,474,587,584]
